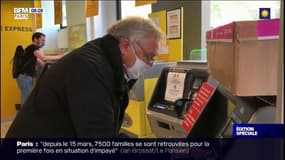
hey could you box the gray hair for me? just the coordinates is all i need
[107,17,162,44]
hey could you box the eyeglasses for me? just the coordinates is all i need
[134,42,156,65]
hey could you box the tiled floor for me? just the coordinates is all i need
[1,118,14,138]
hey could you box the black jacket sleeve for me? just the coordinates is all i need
[66,58,116,138]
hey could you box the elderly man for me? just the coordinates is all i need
[6,17,162,138]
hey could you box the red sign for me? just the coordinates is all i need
[182,82,216,133]
[206,22,234,42]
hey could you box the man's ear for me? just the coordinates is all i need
[118,38,130,57]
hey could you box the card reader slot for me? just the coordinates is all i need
[153,103,168,109]
[157,121,171,130]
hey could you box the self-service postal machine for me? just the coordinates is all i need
[147,66,276,138]
[147,66,209,138]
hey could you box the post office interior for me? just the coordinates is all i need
[1,0,284,139]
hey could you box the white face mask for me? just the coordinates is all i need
[125,47,151,79]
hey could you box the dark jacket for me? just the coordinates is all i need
[6,35,133,138]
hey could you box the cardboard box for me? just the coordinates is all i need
[206,19,279,96]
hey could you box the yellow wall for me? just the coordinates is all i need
[148,9,183,62]
[1,1,34,119]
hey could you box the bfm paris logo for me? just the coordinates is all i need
[13,8,43,20]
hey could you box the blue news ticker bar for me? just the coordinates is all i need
[1,138,283,160]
